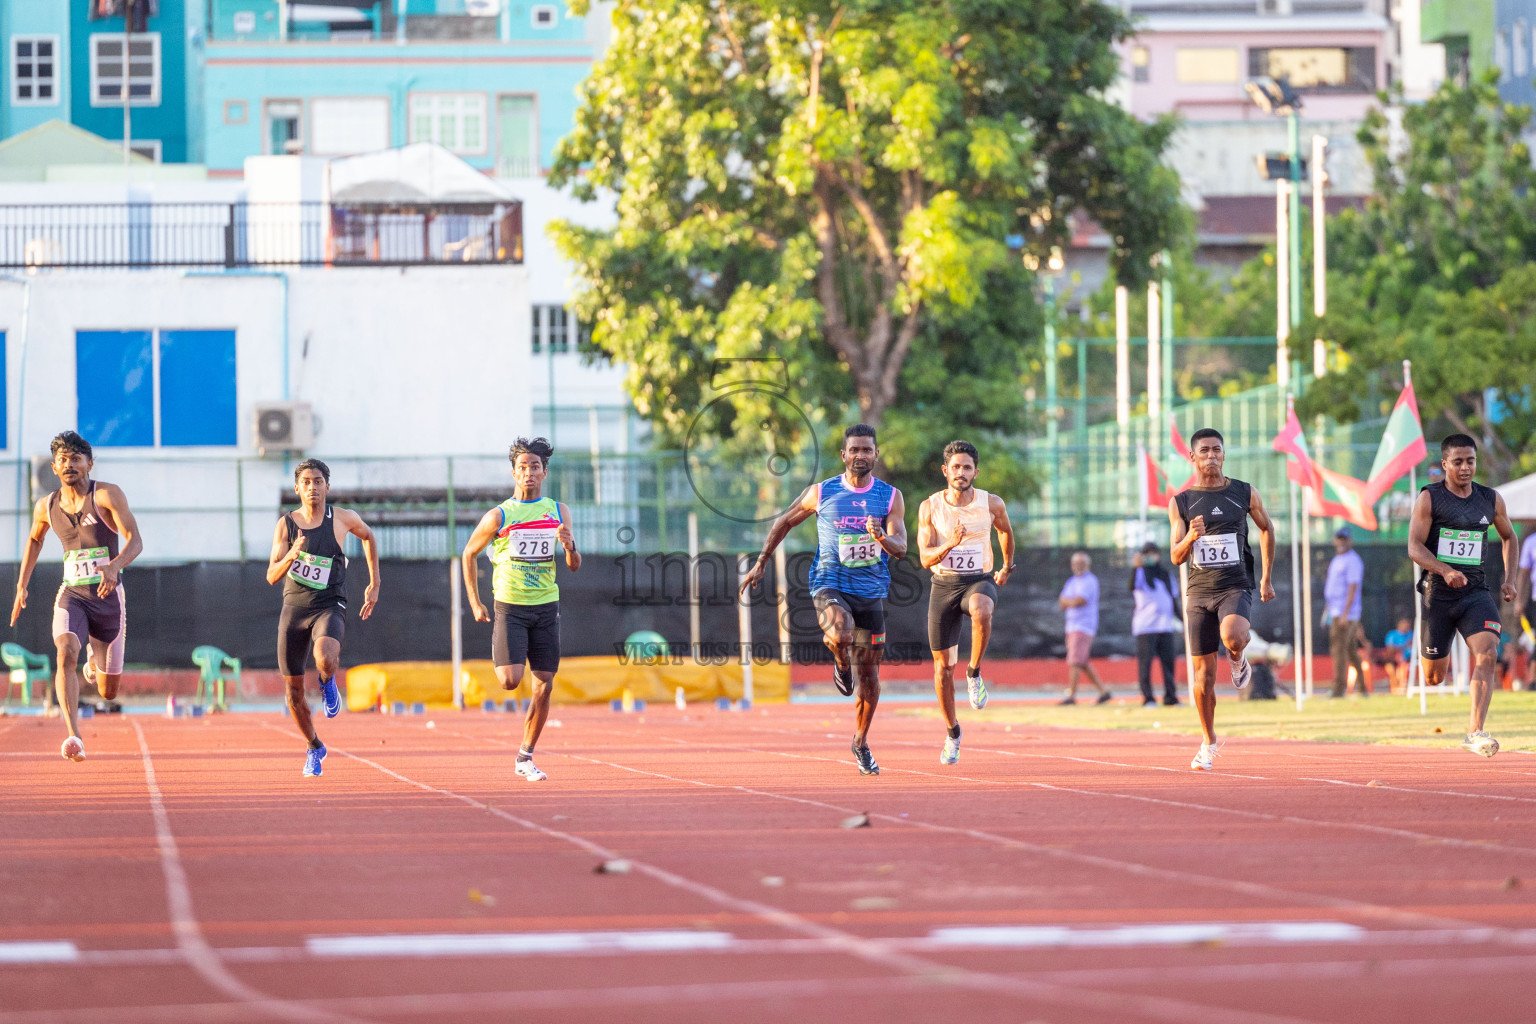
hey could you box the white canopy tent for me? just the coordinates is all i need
[1497,471,1536,520]
[326,143,515,204]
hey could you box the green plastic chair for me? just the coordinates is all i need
[624,630,671,665]
[1,643,50,706]
[191,646,241,711]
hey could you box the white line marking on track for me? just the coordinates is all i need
[0,942,77,964]
[131,720,374,1024]
[285,723,1326,1024]
[1300,776,1536,805]
[626,727,1536,861]
[306,930,737,957]
[558,731,1491,932]
[926,921,1365,948]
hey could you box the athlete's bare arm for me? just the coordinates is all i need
[460,508,501,623]
[92,484,143,601]
[336,508,380,620]
[1407,491,1464,588]
[740,484,819,593]
[1169,501,1200,565]
[916,498,967,569]
[868,488,908,560]
[1247,486,1276,603]
[266,518,306,586]
[990,493,1016,586]
[10,498,52,627]
[557,502,581,572]
[1493,493,1519,605]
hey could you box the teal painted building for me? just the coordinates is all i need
[202,0,603,176]
[0,0,200,162]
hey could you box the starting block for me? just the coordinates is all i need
[609,697,646,713]
[410,702,426,715]
[714,698,752,711]
[481,699,497,712]
[390,701,407,715]
[79,705,94,719]
[504,698,524,713]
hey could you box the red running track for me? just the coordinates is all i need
[3,705,1536,1023]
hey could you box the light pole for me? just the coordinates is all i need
[1247,75,1306,387]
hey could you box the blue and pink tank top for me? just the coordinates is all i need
[809,474,895,599]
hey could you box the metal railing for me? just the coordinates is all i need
[0,201,523,269]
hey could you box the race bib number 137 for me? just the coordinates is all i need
[1436,528,1484,566]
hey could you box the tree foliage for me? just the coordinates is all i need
[1298,75,1536,482]
[550,0,1187,500]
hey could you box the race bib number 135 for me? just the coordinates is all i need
[838,533,881,568]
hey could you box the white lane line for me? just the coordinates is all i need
[556,740,1484,932]
[1301,776,1536,805]
[279,724,1324,1024]
[306,930,736,957]
[625,728,1536,861]
[130,720,372,1024]
[0,942,77,964]
[926,921,1365,948]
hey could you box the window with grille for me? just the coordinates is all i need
[532,305,575,354]
[408,93,488,156]
[90,33,160,106]
[12,36,59,106]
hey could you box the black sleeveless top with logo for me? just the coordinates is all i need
[1174,478,1255,598]
[1419,481,1499,601]
[281,505,348,610]
[47,483,120,601]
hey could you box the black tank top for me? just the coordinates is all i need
[281,505,348,609]
[47,482,120,599]
[1419,481,1499,600]
[1175,478,1255,597]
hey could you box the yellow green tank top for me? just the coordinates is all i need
[489,496,562,605]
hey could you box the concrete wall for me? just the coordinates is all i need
[0,264,530,562]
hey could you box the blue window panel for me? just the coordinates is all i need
[76,330,153,447]
[160,330,237,446]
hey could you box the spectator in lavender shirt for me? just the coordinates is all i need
[1059,551,1111,705]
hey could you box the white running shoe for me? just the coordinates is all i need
[1463,731,1500,758]
[940,734,960,765]
[1190,739,1221,771]
[967,672,988,710]
[1231,655,1252,690]
[61,736,85,762]
[515,759,548,781]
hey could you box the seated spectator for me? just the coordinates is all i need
[1380,617,1413,693]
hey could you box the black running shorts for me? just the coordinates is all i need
[278,603,346,676]
[927,574,997,651]
[1184,589,1253,658]
[492,600,561,673]
[1420,589,1502,660]
[813,590,886,646]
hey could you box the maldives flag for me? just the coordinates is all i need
[1170,416,1192,461]
[1272,408,1378,530]
[1139,445,1169,509]
[1363,381,1428,504]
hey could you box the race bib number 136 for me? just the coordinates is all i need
[1193,534,1238,567]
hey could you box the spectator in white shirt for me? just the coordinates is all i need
[1058,552,1110,705]
[1518,528,1536,688]
[1324,526,1367,697]
[1130,541,1181,707]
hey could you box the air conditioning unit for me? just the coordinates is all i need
[31,456,60,499]
[254,402,315,456]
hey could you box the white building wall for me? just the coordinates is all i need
[0,263,529,563]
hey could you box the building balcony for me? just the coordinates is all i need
[0,200,523,269]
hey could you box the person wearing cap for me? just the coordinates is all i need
[1324,526,1367,697]
[1129,542,1181,706]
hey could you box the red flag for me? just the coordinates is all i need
[1272,407,1378,530]
[1170,416,1191,461]
[1363,380,1428,504]
[1140,445,1169,509]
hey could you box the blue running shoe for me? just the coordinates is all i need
[303,743,327,777]
[320,676,341,718]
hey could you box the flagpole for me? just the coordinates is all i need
[1300,485,1314,697]
[1403,359,1427,715]
[1285,395,1305,708]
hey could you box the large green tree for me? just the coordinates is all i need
[1298,76,1536,481]
[551,0,1186,479]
